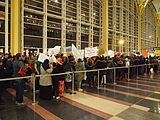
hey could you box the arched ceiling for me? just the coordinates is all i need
[152,0,160,16]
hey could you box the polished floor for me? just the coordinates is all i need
[1,72,160,120]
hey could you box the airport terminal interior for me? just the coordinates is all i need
[0,0,160,120]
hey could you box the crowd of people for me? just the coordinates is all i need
[0,52,159,105]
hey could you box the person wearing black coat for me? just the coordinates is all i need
[52,58,65,100]
[0,59,6,104]
[2,53,9,69]
[63,57,74,93]
[13,53,27,105]
[86,58,95,87]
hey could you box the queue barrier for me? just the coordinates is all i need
[0,63,159,113]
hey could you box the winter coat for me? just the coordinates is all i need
[13,60,27,77]
[5,60,13,76]
[0,65,6,79]
[52,63,65,81]
[85,61,94,76]
[39,66,53,86]
[75,62,85,81]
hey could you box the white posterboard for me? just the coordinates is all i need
[38,53,49,62]
[48,46,61,56]
[85,47,98,57]
[107,50,115,58]
[72,44,82,59]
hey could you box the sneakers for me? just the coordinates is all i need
[15,101,26,106]
[55,96,60,100]
[78,88,83,92]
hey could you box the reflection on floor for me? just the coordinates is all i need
[1,72,160,120]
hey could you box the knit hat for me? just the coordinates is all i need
[88,58,92,62]
[57,58,63,64]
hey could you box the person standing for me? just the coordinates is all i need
[75,58,85,91]
[34,56,41,91]
[52,58,65,100]
[13,53,27,105]
[86,58,94,87]
[2,53,9,69]
[0,59,6,104]
[39,59,53,100]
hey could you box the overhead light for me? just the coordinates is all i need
[149,35,152,38]
[119,39,124,45]
[93,13,96,15]
[54,0,58,3]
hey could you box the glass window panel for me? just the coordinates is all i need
[0,33,4,46]
[66,41,76,46]
[0,20,5,32]
[47,39,61,48]
[24,0,43,11]
[24,36,43,48]
[81,42,88,49]
[24,24,43,36]
[47,29,61,38]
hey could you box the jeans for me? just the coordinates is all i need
[15,79,25,103]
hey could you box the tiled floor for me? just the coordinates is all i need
[0,72,160,120]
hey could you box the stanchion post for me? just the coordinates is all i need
[136,66,139,79]
[72,71,76,94]
[128,66,130,81]
[113,68,116,85]
[146,64,147,75]
[32,73,37,105]
[97,69,100,89]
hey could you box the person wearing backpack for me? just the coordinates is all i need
[13,53,27,106]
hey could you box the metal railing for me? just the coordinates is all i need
[0,63,159,113]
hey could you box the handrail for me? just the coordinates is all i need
[0,63,159,106]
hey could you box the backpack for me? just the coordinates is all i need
[18,64,32,76]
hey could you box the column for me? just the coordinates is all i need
[137,10,142,52]
[76,0,81,49]
[21,0,24,54]
[156,14,160,47]
[43,0,47,52]
[135,0,150,52]
[10,0,21,55]
[61,0,66,52]
[102,0,108,52]
[5,0,8,53]
[89,0,93,47]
